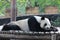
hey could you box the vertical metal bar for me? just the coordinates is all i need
[51,34,56,40]
[11,0,16,21]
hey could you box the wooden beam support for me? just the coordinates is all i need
[51,34,56,40]
[11,0,16,21]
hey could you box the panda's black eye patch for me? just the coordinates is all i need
[44,23,47,26]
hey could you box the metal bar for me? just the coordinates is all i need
[11,0,16,21]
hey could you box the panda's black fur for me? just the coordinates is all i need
[41,16,45,20]
[28,16,40,31]
[1,16,58,32]
[2,25,21,31]
[28,16,48,32]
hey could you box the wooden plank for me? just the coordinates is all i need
[11,0,16,21]
[0,31,60,40]
[51,34,56,40]
[0,34,51,39]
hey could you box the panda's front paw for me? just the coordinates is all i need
[50,27,58,32]
[44,27,58,32]
[53,28,58,32]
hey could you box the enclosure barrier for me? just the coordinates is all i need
[0,31,59,40]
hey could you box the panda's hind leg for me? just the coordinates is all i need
[2,24,21,31]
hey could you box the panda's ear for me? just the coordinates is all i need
[41,17,45,20]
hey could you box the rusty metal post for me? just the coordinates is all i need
[11,0,16,21]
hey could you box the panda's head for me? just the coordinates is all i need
[40,17,51,29]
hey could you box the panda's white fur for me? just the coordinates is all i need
[0,25,4,31]
[0,16,56,32]
[9,19,30,31]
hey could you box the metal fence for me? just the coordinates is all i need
[0,0,10,16]
[0,0,60,26]
[0,0,60,16]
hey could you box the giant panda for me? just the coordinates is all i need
[0,16,58,32]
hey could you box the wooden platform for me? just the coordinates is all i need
[0,31,59,40]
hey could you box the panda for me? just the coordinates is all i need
[0,16,58,32]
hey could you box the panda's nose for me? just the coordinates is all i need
[46,27,50,29]
[50,27,53,29]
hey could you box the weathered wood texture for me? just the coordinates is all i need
[0,31,59,40]
[11,0,16,21]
